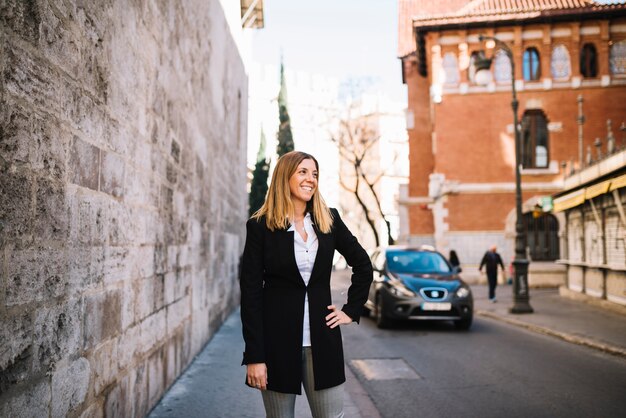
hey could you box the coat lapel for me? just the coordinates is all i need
[276,228,306,286]
[308,222,332,287]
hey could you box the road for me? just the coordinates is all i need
[332,271,626,418]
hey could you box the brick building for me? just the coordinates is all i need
[398,0,626,282]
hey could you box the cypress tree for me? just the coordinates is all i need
[276,61,294,156]
[249,129,270,217]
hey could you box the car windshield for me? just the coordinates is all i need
[386,250,451,274]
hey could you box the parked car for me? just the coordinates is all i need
[364,245,473,330]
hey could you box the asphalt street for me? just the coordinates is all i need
[335,273,626,418]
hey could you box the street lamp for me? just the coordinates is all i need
[475,35,533,314]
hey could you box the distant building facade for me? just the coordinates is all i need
[397,0,626,283]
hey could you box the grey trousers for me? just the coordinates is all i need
[261,347,344,418]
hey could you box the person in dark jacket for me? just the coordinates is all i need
[479,245,505,302]
[240,151,373,418]
[449,250,460,269]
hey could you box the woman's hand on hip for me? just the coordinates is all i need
[247,363,268,390]
[325,305,352,329]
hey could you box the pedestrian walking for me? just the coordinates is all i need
[449,250,460,269]
[479,245,505,302]
[240,151,373,418]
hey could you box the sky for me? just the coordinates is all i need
[250,0,407,103]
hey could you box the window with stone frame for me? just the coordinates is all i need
[442,52,460,85]
[610,39,626,75]
[580,43,598,78]
[523,213,560,261]
[551,44,571,80]
[523,47,541,81]
[521,109,549,168]
[493,49,512,83]
[468,50,484,84]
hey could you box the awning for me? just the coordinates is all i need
[553,173,626,213]
[609,173,626,192]
[584,179,611,200]
[553,189,585,213]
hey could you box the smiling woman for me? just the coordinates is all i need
[241,150,373,417]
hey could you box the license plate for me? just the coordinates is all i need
[422,302,452,311]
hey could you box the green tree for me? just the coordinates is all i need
[276,61,294,156]
[249,129,270,217]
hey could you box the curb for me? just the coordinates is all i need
[476,310,626,359]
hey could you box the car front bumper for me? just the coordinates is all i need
[380,288,473,321]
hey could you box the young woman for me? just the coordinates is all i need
[240,151,373,418]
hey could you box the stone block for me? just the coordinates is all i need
[0,378,50,418]
[0,0,42,43]
[0,97,69,179]
[83,290,122,350]
[51,357,90,417]
[89,338,118,396]
[66,188,109,246]
[102,246,133,286]
[166,297,190,334]
[134,245,156,279]
[0,166,34,248]
[32,298,82,374]
[80,401,104,418]
[137,310,166,357]
[5,247,68,306]
[67,245,105,296]
[99,150,125,198]
[70,138,101,191]
[132,362,149,418]
[0,311,32,370]
[104,371,134,418]
[116,324,140,372]
[107,200,132,246]
[147,346,165,409]
[0,311,33,392]
[33,176,69,243]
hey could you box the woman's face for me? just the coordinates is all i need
[289,158,318,206]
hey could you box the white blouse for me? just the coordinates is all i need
[288,213,319,347]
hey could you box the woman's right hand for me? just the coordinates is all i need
[247,363,268,390]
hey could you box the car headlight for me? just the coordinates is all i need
[455,286,470,298]
[387,280,416,298]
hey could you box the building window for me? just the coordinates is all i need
[468,50,484,84]
[523,213,560,261]
[580,43,598,78]
[610,40,626,75]
[442,52,460,85]
[551,44,571,80]
[523,47,541,81]
[521,109,549,168]
[494,49,512,83]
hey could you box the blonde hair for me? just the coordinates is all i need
[252,151,333,233]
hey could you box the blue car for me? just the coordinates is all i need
[364,245,473,330]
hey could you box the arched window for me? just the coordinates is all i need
[610,40,626,75]
[442,52,460,85]
[580,43,598,78]
[468,50,484,84]
[521,109,549,168]
[523,47,541,81]
[523,213,560,261]
[494,49,512,83]
[551,44,571,79]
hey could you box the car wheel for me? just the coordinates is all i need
[375,293,392,329]
[454,314,473,330]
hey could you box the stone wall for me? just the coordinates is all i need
[0,1,248,416]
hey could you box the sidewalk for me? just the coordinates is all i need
[472,283,626,357]
[148,308,376,418]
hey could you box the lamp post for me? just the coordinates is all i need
[475,35,533,314]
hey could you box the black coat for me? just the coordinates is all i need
[240,208,373,394]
